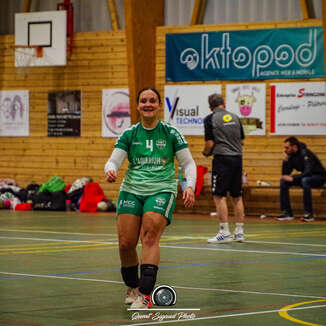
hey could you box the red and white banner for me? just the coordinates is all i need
[270,82,326,135]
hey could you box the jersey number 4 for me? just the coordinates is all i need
[146,139,153,152]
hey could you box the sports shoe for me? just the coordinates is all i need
[207,232,233,244]
[125,287,138,305]
[233,233,245,242]
[300,213,315,222]
[130,291,152,309]
[276,212,294,221]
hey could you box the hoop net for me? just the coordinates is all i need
[13,45,45,69]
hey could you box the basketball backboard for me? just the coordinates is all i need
[14,11,67,67]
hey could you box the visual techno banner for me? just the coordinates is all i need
[166,27,325,82]
[164,85,222,135]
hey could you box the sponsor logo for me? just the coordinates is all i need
[155,197,166,206]
[179,29,318,78]
[297,88,326,98]
[166,97,203,125]
[156,139,166,149]
[122,200,135,208]
[223,114,232,122]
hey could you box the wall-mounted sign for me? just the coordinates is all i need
[0,90,29,136]
[270,82,326,135]
[102,89,130,137]
[48,90,81,137]
[166,27,324,81]
[164,85,222,135]
[226,83,266,135]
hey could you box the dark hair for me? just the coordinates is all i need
[136,87,162,104]
[285,136,300,147]
[208,93,224,108]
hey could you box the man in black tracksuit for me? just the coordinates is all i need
[202,93,246,243]
[278,136,326,222]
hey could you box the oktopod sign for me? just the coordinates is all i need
[166,27,324,82]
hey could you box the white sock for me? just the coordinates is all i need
[235,222,244,234]
[219,222,230,235]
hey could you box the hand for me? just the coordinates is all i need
[283,152,289,161]
[106,170,117,183]
[282,175,293,182]
[183,187,195,208]
[202,150,212,157]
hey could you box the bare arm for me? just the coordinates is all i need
[202,140,215,157]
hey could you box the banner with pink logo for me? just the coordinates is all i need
[226,84,266,136]
[270,82,326,135]
[102,89,130,137]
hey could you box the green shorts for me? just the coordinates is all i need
[116,191,176,224]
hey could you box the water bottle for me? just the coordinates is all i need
[257,180,272,186]
[242,173,247,184]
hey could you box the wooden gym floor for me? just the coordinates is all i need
[0,210,326,326]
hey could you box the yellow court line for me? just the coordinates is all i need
[0,244,119,255]
[279,300,326,326]
[0,240,117,251]
[0,243,112,252]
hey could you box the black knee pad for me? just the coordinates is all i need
[121,265,139,288]
[139,264,158,295]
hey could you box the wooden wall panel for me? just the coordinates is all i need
[0,31,128,203]
[0,20,325,218]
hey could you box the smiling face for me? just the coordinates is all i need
[137,89,161,121]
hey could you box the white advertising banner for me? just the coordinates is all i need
[0,90,29,136]
[226,83,266,136]
[270,82,326,135]
[102,89,130,137]
[164,85,222,135]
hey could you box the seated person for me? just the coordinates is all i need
[277,137,326,222]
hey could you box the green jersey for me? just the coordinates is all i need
[115,120,188,196]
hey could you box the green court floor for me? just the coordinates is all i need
[0,210,326,326]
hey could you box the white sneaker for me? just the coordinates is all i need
[125,287,138,305]
[233,233,245,242]
[130,291,152,309]
[207,232,233,244]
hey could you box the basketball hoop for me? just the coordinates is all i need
[13,45,45,68]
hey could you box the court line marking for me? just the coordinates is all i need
[0,236,117,244]
[1,236,326,257]
[1,228,326,248]
[0,228,117,237]
[1,271,325,300]
[160,245,326,257]
[119,304,326,326]
[279,300,326,326]
[245,240,326,248]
